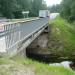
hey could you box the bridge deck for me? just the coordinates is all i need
[0,17,49,56]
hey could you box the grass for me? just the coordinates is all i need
[12,55,75,75]
[49,16,75,56]
[0,54,75,75]
[0,58,11,64]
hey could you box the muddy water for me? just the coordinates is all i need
[26,48,75,63]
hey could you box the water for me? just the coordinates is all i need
[49,61,72,68]
[26,49,75,71]
[49,61,75,70]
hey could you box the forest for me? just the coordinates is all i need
[0,0,75,23]
[0,0,47,18]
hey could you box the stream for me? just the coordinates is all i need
[26,49,75,71]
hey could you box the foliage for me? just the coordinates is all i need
[0,0,47,18]
[48,4,60,13]
[0,0,18,18]
[50,16,75,56]
[0,55,75,75]
[60,0,75,22]
[29,0,47,17]
[11,55,75,75]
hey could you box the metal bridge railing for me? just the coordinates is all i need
[0,18,49,53]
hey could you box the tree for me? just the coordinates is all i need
[0,0,18,18]
[30,0,42,16]
[0,0,47,18]
[16,0,32,11]
[42,0,47,10]
[48,4,60,13]
[60,0,75,22]
[30,0,47,17]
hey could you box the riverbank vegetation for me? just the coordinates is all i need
[0,55,75,75]
[49,16,75,58]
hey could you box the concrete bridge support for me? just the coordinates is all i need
[26,27,49,57]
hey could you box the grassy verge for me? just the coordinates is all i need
[48,17,75,56]
[0,55,75,75]
[12,55,75,75]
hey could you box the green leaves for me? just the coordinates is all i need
[0,0,47,18]
[48,4,60,13]
[60,0,75,22]
[30,0,47,17]
[0,0,17,18]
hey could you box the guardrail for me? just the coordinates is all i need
[0,18,39,37]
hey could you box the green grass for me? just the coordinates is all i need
[12,55,75,75]
[49,17,75,55]
[0,55,75,75]
[0,58,11,65]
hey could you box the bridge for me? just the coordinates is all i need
[0,17,49,57]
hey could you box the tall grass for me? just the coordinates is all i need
[12,55,75,75]
[50,17,75,56]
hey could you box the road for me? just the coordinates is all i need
[20,18,49,39]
